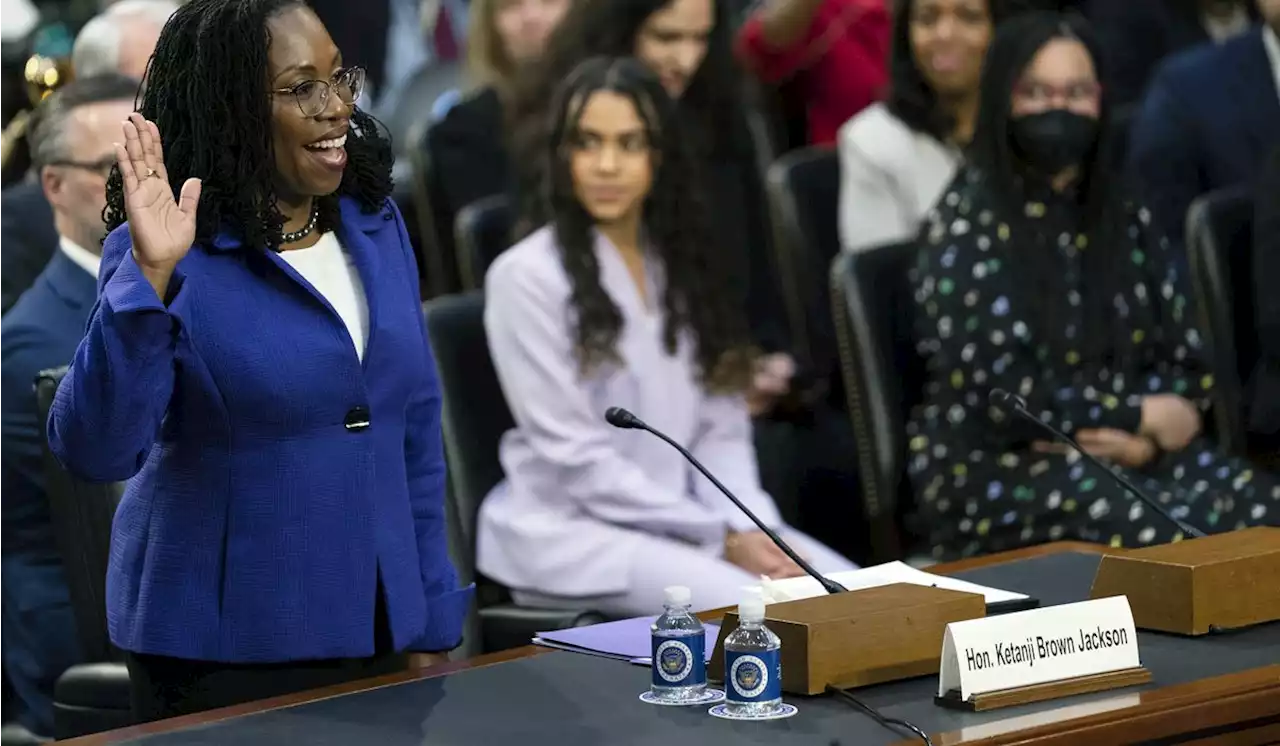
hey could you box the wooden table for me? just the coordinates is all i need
[62,542,1280,746]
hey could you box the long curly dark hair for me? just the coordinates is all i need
[544,57,753,393]
[102,0,393,252]
[508,0,750,230]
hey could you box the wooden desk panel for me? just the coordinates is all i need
[62,541,1280,746]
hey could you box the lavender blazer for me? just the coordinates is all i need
[477,226,782,598]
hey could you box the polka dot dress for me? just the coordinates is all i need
[906,168,1279,561]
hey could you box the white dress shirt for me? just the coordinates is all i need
[60,236,101,280]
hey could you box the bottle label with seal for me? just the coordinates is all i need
[651,633,706,688]
[725,649,782,703]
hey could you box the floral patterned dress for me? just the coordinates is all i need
[906,167,1279,560]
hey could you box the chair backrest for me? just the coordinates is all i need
[455,195,515,291]
[765,146,840,368]
[382,61,463,160]
[1186,187,1256,454]
[408,123,465,299]
[422,292,514,580]
[35,367,125,663]
[828,242,925,562]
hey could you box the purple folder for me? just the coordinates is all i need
[533,616,721,666]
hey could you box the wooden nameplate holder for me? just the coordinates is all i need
[935,666,1152,712]
[707,583,985,695]
[1089,526,1280,635]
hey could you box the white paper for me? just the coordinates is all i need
[759,561,1030,606]
[937,595,1142,701]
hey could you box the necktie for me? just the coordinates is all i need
[434,3,459,62]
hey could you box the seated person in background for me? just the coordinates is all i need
[1,74,138,741]
[735,0,891,147]
[425,0,571,254]
[839,0,1019,254]
[480,57,856,616]
[1083,0,1258,109]
[509,0,793,378]
[908,12,1279,561]
[1127,0,1280,254]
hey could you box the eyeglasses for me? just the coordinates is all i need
[273,66,366,118]
[46,155,117,178]
[1013,80,1102,108]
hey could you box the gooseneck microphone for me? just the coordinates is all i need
[987,389,1206,538]
[604,407,848,594]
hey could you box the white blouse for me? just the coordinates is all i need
[279,231,369,361]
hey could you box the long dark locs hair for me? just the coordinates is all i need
[543,57,754,393]
[102,0,394,252]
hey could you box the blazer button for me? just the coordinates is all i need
[344,407,371,432]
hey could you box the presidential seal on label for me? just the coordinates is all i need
[652,634,705,687]
[726,649,781,704]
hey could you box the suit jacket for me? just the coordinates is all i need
[478,226,783,597]
[1,249,96,735]
[1082,0,1258,107]
[1252,147,1280,434]
[48,197,473,662]
[838,102,961,254]
[0,181,58,315]
[1129,28,1280,252]
[425,85,510,260]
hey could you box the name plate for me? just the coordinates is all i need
[938,596,1141,702]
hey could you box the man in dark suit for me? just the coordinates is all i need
[1128,8,1280,253]
[1,75,137,739]
[0,183,58,315]
[1251,147,1280,440]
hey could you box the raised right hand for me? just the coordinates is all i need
[114,113,202,286]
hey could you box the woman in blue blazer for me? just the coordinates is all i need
[46,0,471,722]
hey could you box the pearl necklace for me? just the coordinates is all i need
[281,204,319,244]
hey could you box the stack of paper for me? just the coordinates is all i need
[759,561,1031,607]
[534,616,720,667]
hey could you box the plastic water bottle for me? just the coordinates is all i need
[650,585,706,702]
[722,595,782,716]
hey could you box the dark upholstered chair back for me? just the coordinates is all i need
[829,243,926,561]
[1186,187,1256,454]
[455,195,515,291]
[764,147,840,369]
[35,367,124,664]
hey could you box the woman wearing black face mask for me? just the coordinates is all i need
[904,12,1279,560]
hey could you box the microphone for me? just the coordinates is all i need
[987,389,1206,538]
[604,406,848,594]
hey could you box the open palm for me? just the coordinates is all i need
[115,112,202,270]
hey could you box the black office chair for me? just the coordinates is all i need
[829,244,927,563]
[34,368,134,739]
[455,195,514,291]
[407,123,464,299]
[423,293,605,653]
[1186,187,1257,456]
[381,61,463,161]
[764,146,840,371]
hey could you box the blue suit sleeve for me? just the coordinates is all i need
[1127,63,1201,251]
[46,228,188,483]
[390,202,473,652]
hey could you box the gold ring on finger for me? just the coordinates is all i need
[145,167,156,178]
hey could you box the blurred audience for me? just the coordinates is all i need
[71,0,175,79]
[479,57,855,616]
[908,12,1277,560]
[1,76,138,738]
[838,0,1016,254]
[1128,0,1280,254]
[424,0,571,256]
[1084,0,1258,109]
[1252,146,1280,438]
[1,0,172,315]
[735,0,891,146]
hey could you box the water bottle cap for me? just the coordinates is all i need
[663,585,691,606]
[738,596,765,621]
